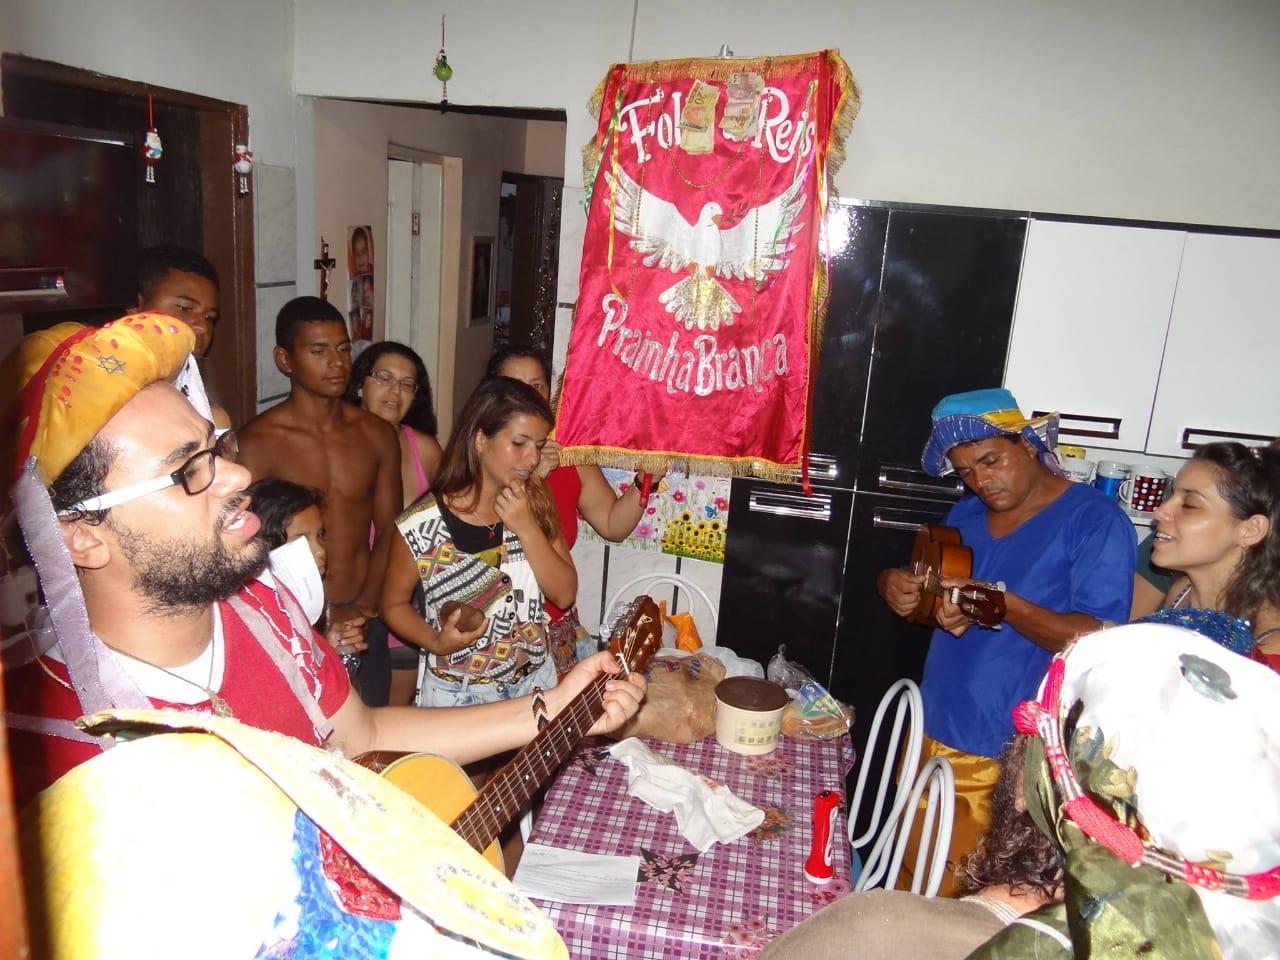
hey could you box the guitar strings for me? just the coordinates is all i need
[454,671,614,846]
[454,609,653,850]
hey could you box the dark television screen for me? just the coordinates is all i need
[0,118,137,312]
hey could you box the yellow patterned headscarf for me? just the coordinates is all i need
[4,314,194,484]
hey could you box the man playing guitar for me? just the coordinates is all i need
[877,389,1134,894]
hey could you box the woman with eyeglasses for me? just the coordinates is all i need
[346,342,443,507]
[346,342,443,705]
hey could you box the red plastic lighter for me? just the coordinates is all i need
[804,789,842,884]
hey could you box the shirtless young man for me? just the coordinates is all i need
[237,297,400,633]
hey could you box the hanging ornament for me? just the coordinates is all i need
[141,93,163,185]
[233,143,254,196]
[433,14,452,103]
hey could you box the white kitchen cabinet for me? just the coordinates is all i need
[1003,220,1186,451]
[1145,233,1280,457]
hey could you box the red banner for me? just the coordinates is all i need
[557,51,858,480]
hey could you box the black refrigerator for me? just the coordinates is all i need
[716,201,1027,831]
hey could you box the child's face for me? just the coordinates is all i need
[285,505,327,578]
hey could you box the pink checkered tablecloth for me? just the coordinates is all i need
[527,734,856,959]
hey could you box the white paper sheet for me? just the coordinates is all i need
[513,843,641,905]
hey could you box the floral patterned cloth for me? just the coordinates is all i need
[579,469,731,563]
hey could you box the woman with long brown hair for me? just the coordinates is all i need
[380,377,575,706]
[486,344,656,675]
[1146,440,1280,667]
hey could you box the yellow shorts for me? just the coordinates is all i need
[897,735,1000,897]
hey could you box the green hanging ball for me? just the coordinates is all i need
[434,54,453,83]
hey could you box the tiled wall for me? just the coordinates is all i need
[253,163,297,411]
[571,533,724,643]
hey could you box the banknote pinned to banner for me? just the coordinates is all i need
[556,50,860,483]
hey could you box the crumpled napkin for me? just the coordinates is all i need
[609,738,765,852]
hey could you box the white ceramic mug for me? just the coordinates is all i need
[1060,456,1096,484]
[1120,465,1169,512]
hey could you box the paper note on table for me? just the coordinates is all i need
[514,843,641,905]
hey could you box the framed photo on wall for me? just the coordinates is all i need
[346,225,375,344]
[469,234,495,325]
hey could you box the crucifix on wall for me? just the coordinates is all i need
[313,237,336,301]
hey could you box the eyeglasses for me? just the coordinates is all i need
[62,430,240,515]
[368,369,418,393]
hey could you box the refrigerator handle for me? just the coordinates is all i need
[748,490,832,522]
[877,466,965,497]
[871,510,925,532]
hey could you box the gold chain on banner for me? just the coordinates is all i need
[607,88,662,301]
[664,58,774,191]
[666,133,751,190]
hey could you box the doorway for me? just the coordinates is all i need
[1,54,256,425]
[494,172,563,354]
[385,153,444,409]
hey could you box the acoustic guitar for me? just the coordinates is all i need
[359,596,663,872]
[907,523,1006,628]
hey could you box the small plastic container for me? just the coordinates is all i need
[714,677,790,755]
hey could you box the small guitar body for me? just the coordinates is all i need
[357,596,663,873]
[908,523,1007,628]
[360,751,500,870]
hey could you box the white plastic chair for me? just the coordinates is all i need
[606,573,719,639]
[862,755,956,897]
[848,678,924,890]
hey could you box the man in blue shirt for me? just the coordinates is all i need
[878,388,1134,893]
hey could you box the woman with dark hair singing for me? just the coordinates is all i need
[1145,441,1280,668]
[379,377,572,708]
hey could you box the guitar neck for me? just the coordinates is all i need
[450,672,612,854]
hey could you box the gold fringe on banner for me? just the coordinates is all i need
[557,444,807,484]
[621,49,833,86]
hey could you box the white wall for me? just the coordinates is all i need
[294,0,1280,229]
[524,120,570,179]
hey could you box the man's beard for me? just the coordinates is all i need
[109,510,269,615]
